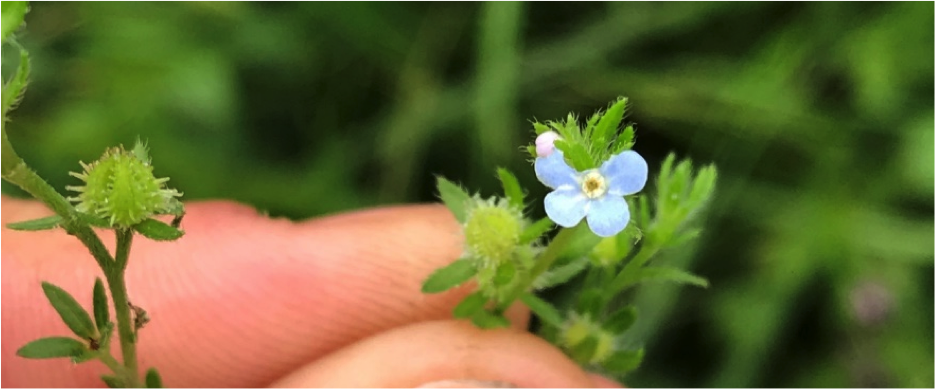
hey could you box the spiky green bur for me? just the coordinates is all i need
[464,202,522,263]
[561,314,617,365]
[67,146,181,227]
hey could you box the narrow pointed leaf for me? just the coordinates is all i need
[533,255,589,290]
[101,375,122,388]
[569,336,599,365]
[593,97,627,147]
[554,139,594,171]
[603,348,645,374]
[622,266,709,290]
[605,306,638,334]
[2,40,29,115]
[470,310,511,329]
[7,215,62,231]
[134,218,184,241]
[453,292,488,318]
[42,282,96,339]
[519,217,553,244]
[1,1,28,42]
[421,259,477,293]
[493,261,515,287]
[436,176,472,223]
[496,168,524,209]
[16,337,87,359]
[145,368,164,388]
[92,278,109,334]
[520,293,564,328]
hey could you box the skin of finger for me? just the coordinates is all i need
[269,320,600,388]
[1,197,530,387]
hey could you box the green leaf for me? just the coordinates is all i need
[436,176,472,223]
[453,292,488,319]
[493,261,515,287]
[603,348,645,374]
[42,282,97,339]
[1,1,28,43]
[2,40,30,117]
[16,337,87,359]
[604,306,638,334]
[6,215,62,231]
[554,139,594,171]
[133,218,184,241]
[92,278,109,334]
[101,375,122,388]
[496,168,524,209]
[519,217,553,244]
[470,310,511,329]
[592,97,627,147]
[533,255,589,289]
[568,336,599,365]
[145,367,164,388]
[532,121,551,135]
[520,293,564,328]
[576,289,604,318]
[622,266,710,290]
[71,347,97,364]
[421,259,477,293]
[612,125,636,153]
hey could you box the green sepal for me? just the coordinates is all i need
[133,218,184,241]
[436,176,472,223]
[496,168,524,209]
[554,139,594,171]
[421,259,477,293]
[6,215,62,231]
[16,337,88,360]
[603,348,645,374]
[568,335,599,365]
[604,306,638,334]
[101,375,122,388]
[92,278,109,334]
[145,367,164,388]
[453,292,488,319]
[520,293,564,328]
[41,282,97,339]
[470,310,511,329]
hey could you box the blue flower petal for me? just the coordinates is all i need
[535,150,579,190]
[544,187,588,228]
[600,150,648,196]
[585,195,630,237]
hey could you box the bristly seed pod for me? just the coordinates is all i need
[66,144,182,228]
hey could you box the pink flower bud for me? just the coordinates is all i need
[535,131,562,157]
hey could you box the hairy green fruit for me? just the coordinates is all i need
[67,145,181,227]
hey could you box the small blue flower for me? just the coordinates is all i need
[535,150,648,237]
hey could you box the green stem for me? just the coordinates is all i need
[1,130,115,271]
[607,240,662,295]
[107,229,140,387]
[497,224,584,312]
[97,350,128,378]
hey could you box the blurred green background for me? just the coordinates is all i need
[3,2,933,387]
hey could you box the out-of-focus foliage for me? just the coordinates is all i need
[2,3,932,387]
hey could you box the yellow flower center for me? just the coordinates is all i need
[581,171,607,198]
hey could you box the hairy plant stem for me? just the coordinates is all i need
[2,130,142,387]
[608,240,662,295]
[107,229,139,387]
[497,223,585,312]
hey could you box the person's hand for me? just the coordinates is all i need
[2,197,620,388]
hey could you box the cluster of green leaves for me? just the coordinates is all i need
[527,97,635,171]
[16,281,162,388]
[424,101,718,378]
